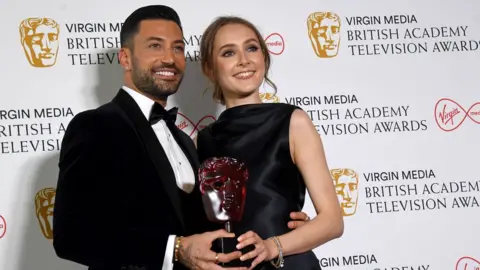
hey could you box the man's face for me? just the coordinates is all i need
[23,24,59,67]
[334,174,358,216]
[129,19,186,100]
[310,18,340,58]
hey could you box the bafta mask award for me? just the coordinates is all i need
[198,157,249,258]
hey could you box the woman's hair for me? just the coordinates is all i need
[200,16,277,104]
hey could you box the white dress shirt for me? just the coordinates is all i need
[123,86,195,270]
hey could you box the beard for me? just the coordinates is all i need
[131,58,183,101]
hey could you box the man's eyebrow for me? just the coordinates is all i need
[144,37,185,45]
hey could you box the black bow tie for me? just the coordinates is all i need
[149,103,178,125]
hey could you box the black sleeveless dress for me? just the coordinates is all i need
[197,103,321,270]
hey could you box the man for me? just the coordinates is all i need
[53,5,310,270]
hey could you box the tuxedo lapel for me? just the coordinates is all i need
[112,89,185,230]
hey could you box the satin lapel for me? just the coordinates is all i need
[112,89,185,230]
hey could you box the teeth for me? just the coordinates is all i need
[235,71,254,78]
[155,71,174,76]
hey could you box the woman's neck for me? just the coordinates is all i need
[224,92,262,109]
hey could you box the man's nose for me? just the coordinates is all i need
[161,48,175,65]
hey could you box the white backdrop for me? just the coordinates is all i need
[1,0,479,269]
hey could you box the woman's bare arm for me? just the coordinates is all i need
[271,109,344,256]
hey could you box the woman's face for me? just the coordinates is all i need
[211,23,266,100]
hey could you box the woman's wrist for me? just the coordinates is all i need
[267,236,285,268]
[265,238,280,261]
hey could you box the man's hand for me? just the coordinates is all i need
[178,229,247,270]
[288,211,311,229]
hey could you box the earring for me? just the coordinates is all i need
[203,81,215,93]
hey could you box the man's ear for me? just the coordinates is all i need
[118,47,131,71]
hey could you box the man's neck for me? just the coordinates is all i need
[123,84,167,107]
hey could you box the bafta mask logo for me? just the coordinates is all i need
[330,168,358,216]
[307,12,341,58]
[259,92,279,103]
[259,83,279,103]
[35,187,56,239]
[19,17,60,67]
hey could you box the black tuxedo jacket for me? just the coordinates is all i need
[53,89,213,270]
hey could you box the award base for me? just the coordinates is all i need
[216,222,255,268]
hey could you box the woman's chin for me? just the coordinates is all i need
[235,89,261,99]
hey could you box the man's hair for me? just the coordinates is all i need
[120,5,183,49]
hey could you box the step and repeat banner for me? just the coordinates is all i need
[1,0,479,269]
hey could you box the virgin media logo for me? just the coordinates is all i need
[0,215,6,239]
[456,256,480,270]
[176,113,216,138]
[265,33,285,55]
[434,98,480,131]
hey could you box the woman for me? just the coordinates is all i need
[195,16,344,269]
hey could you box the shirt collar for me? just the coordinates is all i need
[121,85,155,120]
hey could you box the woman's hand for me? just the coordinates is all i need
[236,231,279,269]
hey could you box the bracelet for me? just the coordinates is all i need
[174,236,183,262]
[268,236,284,268]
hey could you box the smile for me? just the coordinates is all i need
[152,69,178,80]
[155,71,175,76]
[233,71,255,79]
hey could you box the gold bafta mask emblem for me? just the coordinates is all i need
[19,18,60,67]
[35,187,56,239]
[330,169,358,216]
[259,92,279,103]
[307,12,341,58]
[259,83,279,103]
